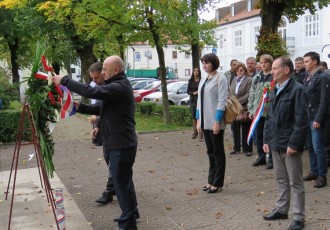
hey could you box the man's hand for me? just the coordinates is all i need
[53,75,64,85]
[88,115,97,125]
[313,121,320,129]
[92,128,99,138]
[263,144,269,153]
[73,101,80,111]
[287,146,297,156]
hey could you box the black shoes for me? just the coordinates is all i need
[202,185,212,191]
[266,160,274,169]
[230,151,240,154]
[252,157,266,167]
[114,209,140,222]
[244,152,252,157]
[95,192,114,204]
[303,172,318,181]
[263,209,288,221]
[313,176,327,188]
[288,220,304,230]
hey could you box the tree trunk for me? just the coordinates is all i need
[191,0,200,70]
[7,37,20,85]
[146,7,170,124]
[76,44,97,84]
[257,1,286,57]
[116,34,125,61]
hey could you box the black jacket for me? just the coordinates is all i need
[61,73,137,149]
[303,69,330,124]
[264,78,309,152]
[291,68,307,84]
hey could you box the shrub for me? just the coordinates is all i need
[169,105,192,126]
[0,109,31,143]
[136,102,191,126]
[0,69,19,109]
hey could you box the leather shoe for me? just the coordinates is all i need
[229,151,240,154]
[263,209,288,221]
[114,210,140,222]
[303,172,317,181]
[288,219,304,230]
[266,160,274,169]
[252,157,266,167]
[244,152,252,157]
[95,192,113,204]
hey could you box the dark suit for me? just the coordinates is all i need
[229,76,253,153]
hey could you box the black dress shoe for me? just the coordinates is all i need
[266,161,274,169]
[114,209,140,222]
[263,209,288,221]
[244,152,252,157]
[252,157,266,167]
[95,192,113,204]
[288,219,304,230]
[230,151,240,154]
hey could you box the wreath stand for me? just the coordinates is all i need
[5,100,60,230]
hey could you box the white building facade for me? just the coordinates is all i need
[202,0,330,72]
[126,1,330,76]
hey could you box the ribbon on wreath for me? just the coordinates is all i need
[60,85,76,119]
[246,91,268,145]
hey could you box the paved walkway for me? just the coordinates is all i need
[1,116,330,230]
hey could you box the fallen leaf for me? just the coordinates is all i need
[76,192,81,196]
[165,205,172,210]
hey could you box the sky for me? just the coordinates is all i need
[199,0,240,20]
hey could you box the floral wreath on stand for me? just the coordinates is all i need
[25,41,63,178]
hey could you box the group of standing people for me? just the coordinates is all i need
[195,52,329,230]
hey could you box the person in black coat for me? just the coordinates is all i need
[302,51,330,189]
[187,67,202,139]
[263,56,309,230]
[54,56,139,230]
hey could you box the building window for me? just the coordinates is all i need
[219,34,224,49]
[231,5,235,16]
[254,26,260,44]
[185,52,190,58]
[247,0,252,11]
[234,30,242,47]
[305,13,319,37]
[278,18,287,39]
[185,69,190,76]
[172,51,177,59]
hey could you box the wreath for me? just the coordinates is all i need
[25,41,62,177]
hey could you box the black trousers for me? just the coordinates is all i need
[255,117,272,161]
[107,147,138,230]
[103,147,115,195]
[232,120,253,153]
[203,129,226,188]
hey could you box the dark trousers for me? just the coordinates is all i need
[203,129,226,188]
[232,120,253,153]
[107,147,138,230]
[255,117,272,161]
[103,147,115,195]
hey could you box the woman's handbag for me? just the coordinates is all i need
[236,110,251,122]
[224,95,243,124]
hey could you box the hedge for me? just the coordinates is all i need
[0,109,31,143]
[136,102,192,126]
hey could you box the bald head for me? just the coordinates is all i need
[102,56,125,80]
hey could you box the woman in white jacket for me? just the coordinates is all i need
[197,53,228,193]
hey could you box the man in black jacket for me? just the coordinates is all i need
[302,51,330,189]
[291,57,307,84]
[54,56,138,230]
[263,56,309,230]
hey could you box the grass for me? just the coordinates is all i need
[135,112,191,132]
